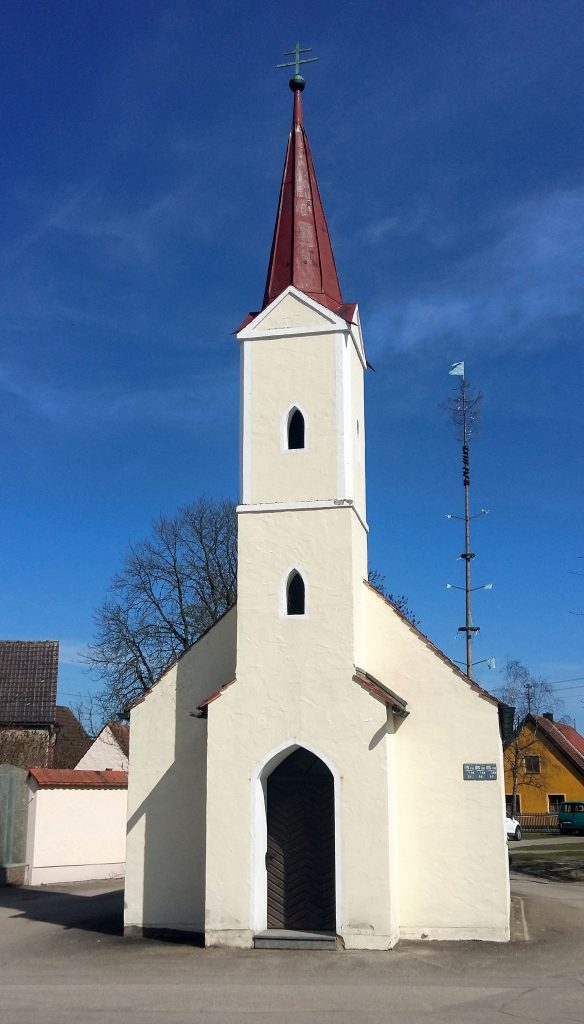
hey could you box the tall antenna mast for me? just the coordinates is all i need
[445,363,491,679]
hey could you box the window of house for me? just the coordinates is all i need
[524,755,541,774]
[287,408,305,450]
[506,794,520,814]
[286,571,305,615]
[548,794,565,813]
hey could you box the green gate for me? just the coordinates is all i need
[0,764,28,884]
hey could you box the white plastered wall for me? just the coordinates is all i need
[76,727,128,770]
[204,506,398,950]
[363,584,510,941]
[248,330,339,503]
[124,606,237,935]
[349,320,367,521]
[25,781,127,885]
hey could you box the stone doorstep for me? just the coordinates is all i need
[253,929,339,951]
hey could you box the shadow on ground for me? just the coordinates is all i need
[0,884,124,935]
[510,857,584,882]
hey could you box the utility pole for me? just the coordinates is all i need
[445,363,490,680]
[525,681,534,714]
[460,381,476,677]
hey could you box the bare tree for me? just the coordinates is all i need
[497,659,560,815]
[84,498,237,722]
[367,570,420,628]
[0,729,51,770]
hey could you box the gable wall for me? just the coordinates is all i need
[76,727,128,771]
[363,585,510,940]
[253,292,331,330]
[124,606,237,936]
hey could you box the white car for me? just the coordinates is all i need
[506,811,522,841]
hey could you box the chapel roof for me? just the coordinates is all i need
[0,640,59,726]
[197,677,237,713]
[353,669,409,716]
[261,78,348,317]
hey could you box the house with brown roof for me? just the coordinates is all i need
[0,641,59,769]
[504,712,584,813]
[52,706,92,768]
[76,721,129,771]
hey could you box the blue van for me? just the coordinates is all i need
[559,802,584,835]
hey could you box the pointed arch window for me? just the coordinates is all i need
[286,570,305,616]
[287,408,305,450]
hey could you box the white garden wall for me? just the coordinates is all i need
[26,775,127,885]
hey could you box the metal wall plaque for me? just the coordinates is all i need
[463,763,497,781]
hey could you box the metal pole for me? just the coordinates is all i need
[448,368,485,680]
[461,380,474,679]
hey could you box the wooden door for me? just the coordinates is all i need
[266,748,335,931]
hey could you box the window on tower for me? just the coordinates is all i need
[286,571,305,615]
[287,408,305,450]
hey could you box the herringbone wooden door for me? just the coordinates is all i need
[266,749,335,931]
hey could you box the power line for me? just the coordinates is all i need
[549,677,584,684]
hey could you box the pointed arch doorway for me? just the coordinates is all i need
[265,748,336,932]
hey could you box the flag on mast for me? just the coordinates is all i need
[449,361,465,377]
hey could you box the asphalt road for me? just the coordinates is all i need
[0,875,583,1023]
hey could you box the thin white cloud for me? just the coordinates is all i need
[0,178,103,270]
[365,216,403,244]
[1,168,228,274]
[58,642,89,666]
[55,183,200,262]
[0,363,236,426]
[366,185,584,356]
[0,366,65,419]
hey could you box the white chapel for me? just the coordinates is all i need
[124,70,510,949]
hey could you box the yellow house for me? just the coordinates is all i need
[504,713,584,813]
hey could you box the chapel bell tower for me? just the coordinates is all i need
[235,67,369,664]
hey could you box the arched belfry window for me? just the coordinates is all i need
[286,570,305,616]
[287,408,305,450]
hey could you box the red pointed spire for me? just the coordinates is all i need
[262,83,344,313]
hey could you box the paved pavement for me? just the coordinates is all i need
[1,875,583,1023]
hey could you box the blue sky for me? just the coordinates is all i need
[1,1,583,725]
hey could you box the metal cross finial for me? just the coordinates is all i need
[277,41,319,90]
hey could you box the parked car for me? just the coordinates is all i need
[506,811,522,841]
[559,802,584,835]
